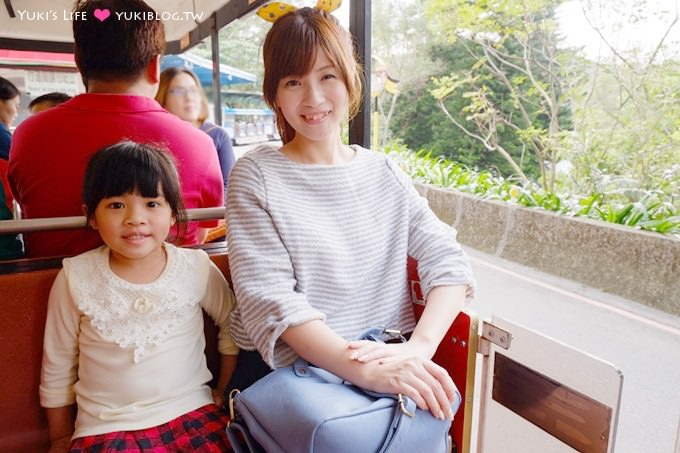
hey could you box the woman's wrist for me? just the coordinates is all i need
[406,335,439,359]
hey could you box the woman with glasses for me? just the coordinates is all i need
[0,77,21,259]
[0,76,20,161]
[156,67,235,197]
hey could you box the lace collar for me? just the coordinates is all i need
[64,245,209,363]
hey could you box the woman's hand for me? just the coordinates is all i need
[281,321,456,419]
[347,339,432,364]
[355,354,456,421]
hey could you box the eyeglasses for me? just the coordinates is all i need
[167,87,200,97]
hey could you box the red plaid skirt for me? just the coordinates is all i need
[69,404,231,452]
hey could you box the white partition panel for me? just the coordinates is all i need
[478,316,623,453]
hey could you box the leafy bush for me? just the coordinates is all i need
[384,141,680,236]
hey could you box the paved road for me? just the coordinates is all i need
[467,247,680,453]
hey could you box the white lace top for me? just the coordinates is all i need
[39,244,237,438]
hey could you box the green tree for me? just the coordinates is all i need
[561,0,680,207]
[191,13,268,93]
[425,0,574,191]
[389,42,536,176]
[370,0,436,147]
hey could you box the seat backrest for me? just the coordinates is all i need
[408,257,478,453]
[0,262,59,451]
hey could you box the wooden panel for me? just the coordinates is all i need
[478,316,623,453]
[492,352,612,453]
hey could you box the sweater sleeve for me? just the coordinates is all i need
[197,136,224,229]
[214,128,235,192]
[387,158,476,301]
[226,156,325,368]
[40,269,80,408]
[200,261,239,356]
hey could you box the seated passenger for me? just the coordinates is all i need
[0,76,20,161]
[0,77,20,211]
[0,182,21,260]
[28,92,72,115]
[40,141,237,452]
[8,0,223,258]
[156,67,235,197]
[225,6,476,423]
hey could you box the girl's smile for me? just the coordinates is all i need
[89,186,174,282]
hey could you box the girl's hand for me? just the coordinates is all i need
[211,387,225,407]
[356,354,456,421]
[48,436,71,453]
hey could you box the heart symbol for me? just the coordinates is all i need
[94,8,110,22]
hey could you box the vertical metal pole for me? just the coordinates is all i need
[211,13,223,127]
[348,0,371,148]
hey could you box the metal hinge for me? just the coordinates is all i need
[478,321,512,356]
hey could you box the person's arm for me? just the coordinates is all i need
[211,354,238,407]
[343,159,473,413]
[226,156,326,368]
[197,227,210,244]
[214,127,236,190]
[281,320,456,420]
[45,405,76,453]
[196,133,224,231]
[348,285,466,363]
[200,259,240,403]
[40,270,80,452]
[408,285,466,354]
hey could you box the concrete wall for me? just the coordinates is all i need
[416,184,680,316]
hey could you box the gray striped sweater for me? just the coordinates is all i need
[226,145,475,368]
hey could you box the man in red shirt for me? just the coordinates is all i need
[9,0,223,258]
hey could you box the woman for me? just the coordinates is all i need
[0,77,21,258]
[225,6,475,421]
[156,67,235,195]
[0,77,20,161]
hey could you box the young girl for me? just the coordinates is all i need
[40,141,238,452]
[225,6,475,422]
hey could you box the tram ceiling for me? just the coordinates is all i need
[0,0,267,53]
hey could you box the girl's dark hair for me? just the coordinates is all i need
[83,141,187,241]
[262,7,364,144]
[0,77,20,101]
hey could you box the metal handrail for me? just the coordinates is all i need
[0,207,226,235]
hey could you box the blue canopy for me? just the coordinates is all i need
[161,53,256,86]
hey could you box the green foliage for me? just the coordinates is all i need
[562,58,680,203]
[385,141,679,235]
[422,0,573,190]
[191,13,268,92]
[389,43,539,177]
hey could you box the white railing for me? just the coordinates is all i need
[0,207,226,235]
